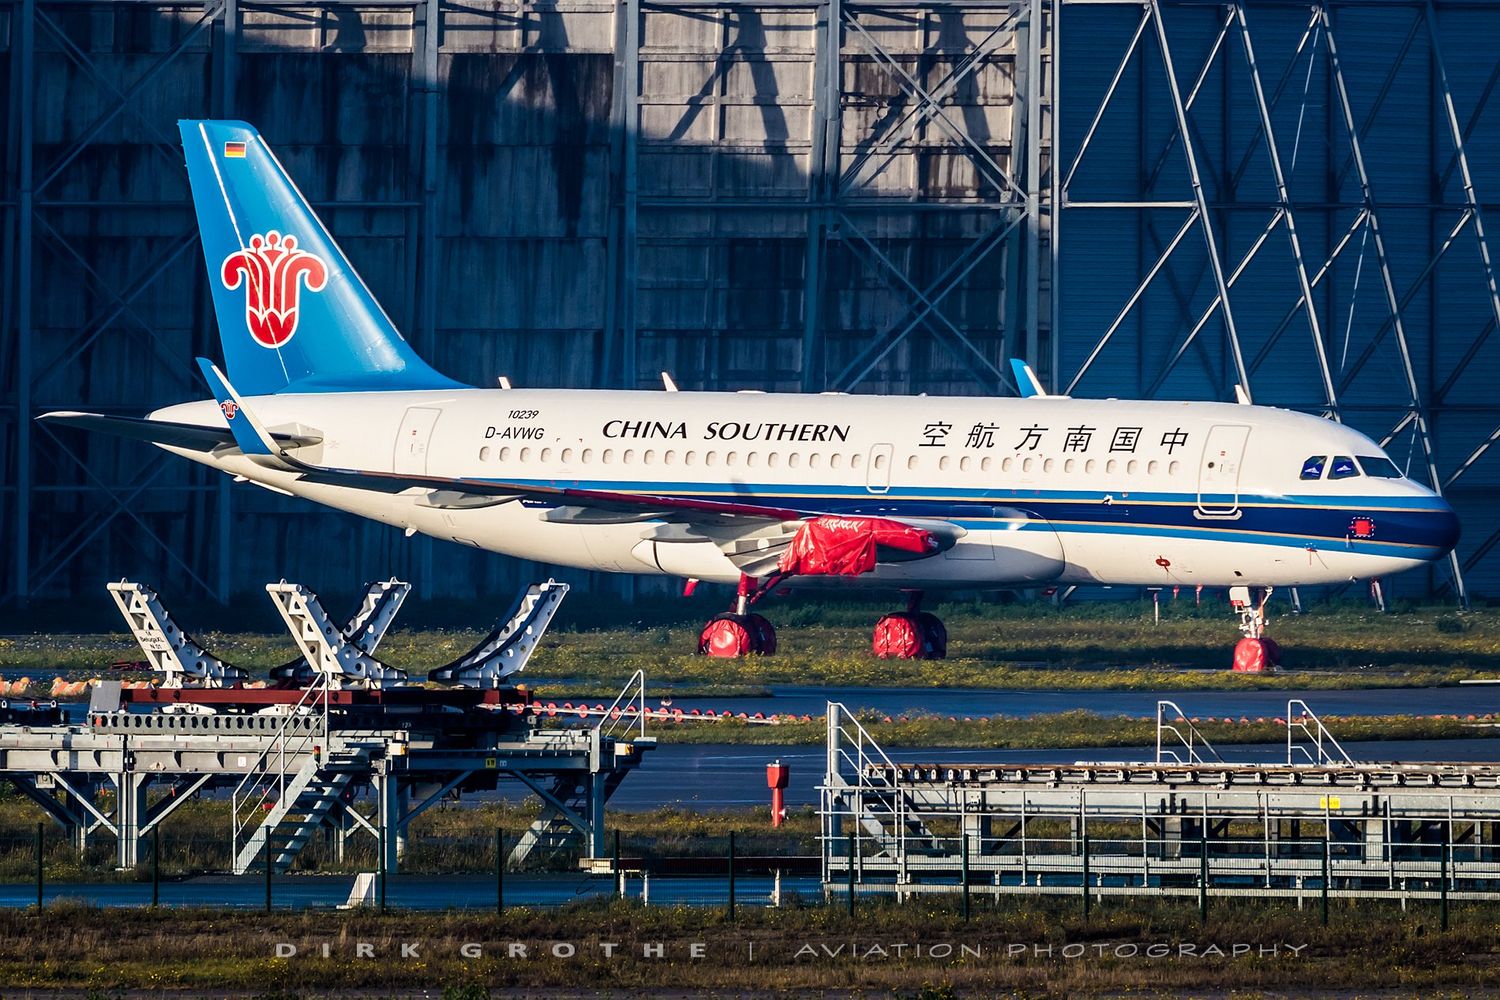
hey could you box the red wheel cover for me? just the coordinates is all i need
[1232,636,1275,673]
[700,616,753,657]
[873,613,923,659]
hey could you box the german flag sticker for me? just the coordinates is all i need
[223,141,247,158]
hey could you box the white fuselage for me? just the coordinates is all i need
[153,389,1459,589]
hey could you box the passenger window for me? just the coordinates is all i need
[602,448,614,464]
[561,448,574,463]
[939,456,951,471]
[581,448,593,463]
[907,455,919,471]
[959,456,970,472]
[499,447,511,462]
[788,453,801,468]
[1329,455,1359,480]
[980,457,992,472]
[1300,456,1327,480]
[479,446,491,461]
[1357,455,1403,479]
[541,448,553,462]
[664,450,676,465]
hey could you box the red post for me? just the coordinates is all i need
[766,760,790,827]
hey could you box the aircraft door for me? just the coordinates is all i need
[394,407,443,475]
[866,443,894,494]
[1197,424,1250,517]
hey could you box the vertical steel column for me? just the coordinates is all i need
[605,0,640,389]
[213,0,239,604]
[1149,0,1249,399]
[1233,2,1338,418]
[1022,0,1042,369]
[1048,0,1060,390]
[1321,5,1466,605]
[1425,1,1500,366]
[416,0,440,349]
[801,0,841,391]
[13,0,35,600]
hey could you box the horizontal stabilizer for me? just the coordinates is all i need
[38,411,321,453]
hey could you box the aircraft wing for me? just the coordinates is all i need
[292,462,962,575]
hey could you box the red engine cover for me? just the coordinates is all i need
[778,515,937,577]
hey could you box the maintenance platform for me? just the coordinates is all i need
[822,701,1500,904]
[0,578,654,874]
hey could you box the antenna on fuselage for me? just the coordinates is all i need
[662,372,679,392]
[497,375,513,389]
[1233,384,1251,405]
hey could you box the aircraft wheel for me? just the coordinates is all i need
[873,612,923,659]
[745,613,777,655]
[915,611,948,659]
[1231,636,1277,673]
[699,613,774,657]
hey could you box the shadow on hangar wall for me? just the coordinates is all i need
[0,0,1497,609]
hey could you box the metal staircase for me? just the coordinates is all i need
[234,744,371,874]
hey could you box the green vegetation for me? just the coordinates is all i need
[0,799,815,881]
[643,709,1500,748]
[4,599,1500,694]
[0,896,1497,996]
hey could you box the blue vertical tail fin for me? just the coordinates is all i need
[179,120,463,395]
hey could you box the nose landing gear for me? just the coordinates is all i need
[872,591,948,660]
[1230,585,1281,672]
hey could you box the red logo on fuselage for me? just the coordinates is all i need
[221,231,328,349]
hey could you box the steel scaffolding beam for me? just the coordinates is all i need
[4,0,1500,601]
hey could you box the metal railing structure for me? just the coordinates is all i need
[1155,699,1225,765]
[1286,698,1356,767]
[823,701,1500,903]
[228,676,332,873]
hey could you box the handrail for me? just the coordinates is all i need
[597,669,647,741]
[1156,700,1225,765]
[1286,699,1354,766]
[230,675,331,863]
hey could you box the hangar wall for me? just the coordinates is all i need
[0,0,1496,605]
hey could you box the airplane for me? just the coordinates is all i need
[40,121,1462,666]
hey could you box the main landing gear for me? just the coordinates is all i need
[1229,585,1281,673]
[699,575,778,657]
[696,579,949,660]
[872,591,947,660]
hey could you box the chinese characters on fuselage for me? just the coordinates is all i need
[921,422,1191,455]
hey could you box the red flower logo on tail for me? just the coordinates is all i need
[221,232,328,348]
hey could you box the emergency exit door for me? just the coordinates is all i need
[1197,424,1250,517]
[394,407,442,475]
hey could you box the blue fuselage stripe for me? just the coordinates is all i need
[494,476,1456,557]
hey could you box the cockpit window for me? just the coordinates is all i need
[1328,455,1360,480]
[1299,456,1327,480]
[1357,455,1403,479]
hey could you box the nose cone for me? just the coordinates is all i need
[1427,497,1462,557]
